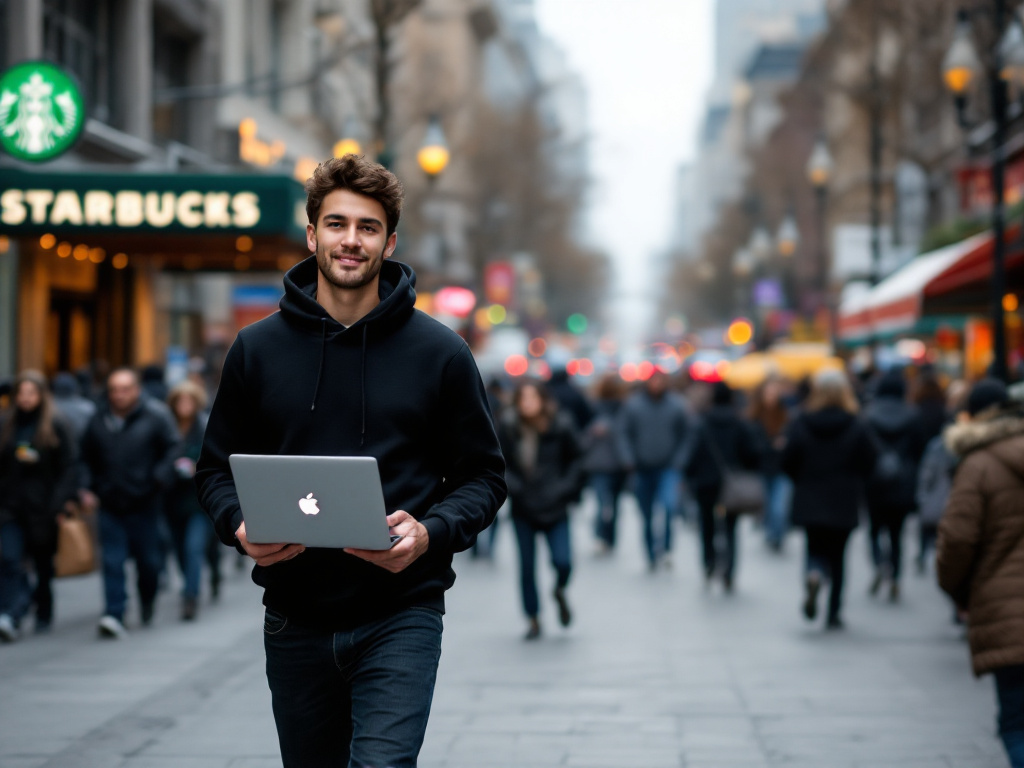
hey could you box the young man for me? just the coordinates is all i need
[196,155,506,768]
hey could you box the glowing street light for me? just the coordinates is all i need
[417,115,450,179]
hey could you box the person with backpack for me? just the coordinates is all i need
[862,371,927,602]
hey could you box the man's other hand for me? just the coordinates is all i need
[236,521,305,567]
[344,510,429,573]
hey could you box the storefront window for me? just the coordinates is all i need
[152,18,193,145]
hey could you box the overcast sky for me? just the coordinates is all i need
[533,0,714,351]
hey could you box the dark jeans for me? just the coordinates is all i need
[763,473,792,547]
[263,605,443,768]
[995,665,1024,768]
[695,486,737,579]
[0,521,54,624]
[592,471,626,547]
[634,468,679,566]
[868,508,907,580]
[168,511,214,600]
[98,509,164,622]
[513,517,571,618]
[805,526,852,620]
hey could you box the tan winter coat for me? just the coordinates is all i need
[937,410,1024,676]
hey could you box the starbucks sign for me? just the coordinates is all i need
[0,62,85,162]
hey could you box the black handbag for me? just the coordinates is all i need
[707,430,765,517]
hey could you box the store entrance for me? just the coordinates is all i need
[47,291,96,375]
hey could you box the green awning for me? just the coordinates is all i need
[0,168,307,242]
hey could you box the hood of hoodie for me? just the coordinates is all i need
[944,410,1024,479]
[863,396,916,437]
[278,256,418,425]
[802,406,857,438]
[279,256,417,341]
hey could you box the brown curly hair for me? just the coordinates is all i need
[304,155,405,235]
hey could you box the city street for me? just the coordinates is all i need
[0,494,1007,768]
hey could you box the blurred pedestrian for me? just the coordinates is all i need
[914,381,967,574]
[938,378,1024,768]
[82,368,179,638]
[617,371,693,571]
[51,372,97,443]
[548,363,595,432]
[912,370,948,446]
[584,373,628,554]
[0,372,78,640]
[782,370,877,629]
[686,381,762,592]
[498,380,584,640]
[862,371,926,602]
[471,376,509,560]
[166,381,216,621]
[748,376,793,552]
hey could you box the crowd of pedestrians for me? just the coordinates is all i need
[0,362,224,642]
[0,351,1021,767]
[485,359,1022,766]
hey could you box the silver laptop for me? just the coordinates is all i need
[229,454,399,550]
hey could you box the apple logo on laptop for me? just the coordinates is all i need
[299,493,320,516]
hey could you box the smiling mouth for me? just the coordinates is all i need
[334,253,366,265]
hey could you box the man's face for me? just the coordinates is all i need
[107,372,140,415]
[307,189,398,293]
[646,372,669,397]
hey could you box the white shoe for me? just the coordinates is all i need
[97,615,128,639]
[0,613,18,642]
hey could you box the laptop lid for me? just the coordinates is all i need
[228,454,394,550]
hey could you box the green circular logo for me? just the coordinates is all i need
[0,61,85,162]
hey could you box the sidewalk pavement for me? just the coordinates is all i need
[0,493,1008,768]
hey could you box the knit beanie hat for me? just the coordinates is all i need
[967,378,1008,416]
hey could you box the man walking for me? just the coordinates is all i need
[616,371,693,571]
[196,154,506,768]
[82,368,179,638]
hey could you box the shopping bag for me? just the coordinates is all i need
[717,469,765,517]
[54,512,96,577]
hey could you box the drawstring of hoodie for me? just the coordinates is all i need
[360,325,368,447]
[310,320,368,448]
[310,319,327,411]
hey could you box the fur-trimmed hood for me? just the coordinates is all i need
[944,408,1024,472]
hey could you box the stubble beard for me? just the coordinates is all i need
[315,242,386,291]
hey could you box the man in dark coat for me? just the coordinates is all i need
[862,370,926,601]
[81,368,179,639]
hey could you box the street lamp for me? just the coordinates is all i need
[733,246,755,317]
[417,115,450,180]
[748,226,773,264]
[806,137,832,342]
[776,212,799,258]
[942,4,1024,382]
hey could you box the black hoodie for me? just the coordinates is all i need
[196,258,507,631]
[781,406,877,530]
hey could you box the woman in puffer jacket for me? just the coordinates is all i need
[938,378,1024,768]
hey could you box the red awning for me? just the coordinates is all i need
[837,232,994,341]
[925,223,1024,299]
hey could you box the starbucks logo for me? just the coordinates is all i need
[0,62,85,162]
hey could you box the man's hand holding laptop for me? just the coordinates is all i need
[345,510,429,573]
[235,510,428,573]
[235,521,306,566]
